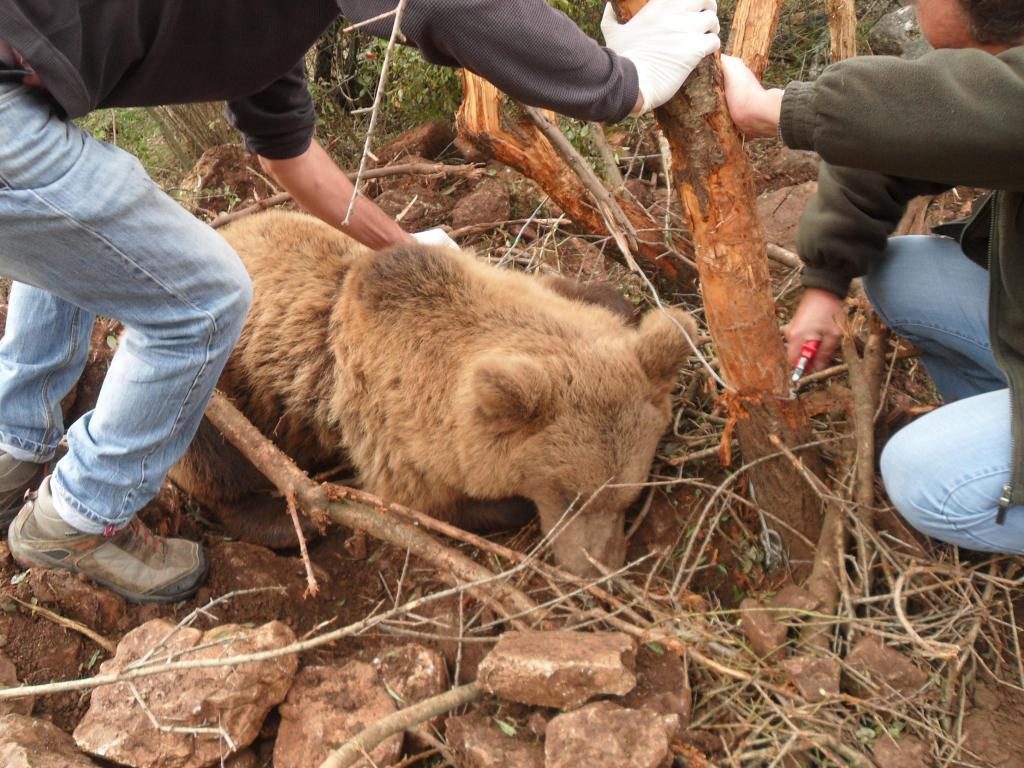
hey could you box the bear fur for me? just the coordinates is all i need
[171,210,697,576]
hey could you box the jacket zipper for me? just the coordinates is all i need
[989,192,1016,524]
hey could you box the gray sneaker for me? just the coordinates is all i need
[7,477,208,604]
[0,453,46,529]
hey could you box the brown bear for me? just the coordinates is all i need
[170,210,697,576]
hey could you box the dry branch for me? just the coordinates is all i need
[319,682,484,768]
[456,73,694,291]
[209,162,481,230]
[726,0,784,79]
[203,391,538,623]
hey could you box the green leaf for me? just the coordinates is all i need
[644,641,666,656]
[494,718,518,738]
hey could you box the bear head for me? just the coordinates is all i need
[454,305,697,576]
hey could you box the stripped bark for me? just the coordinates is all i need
[826,0,858,62]
[456,73,695,292]
[612,0,823,574]
[726,0,784,79]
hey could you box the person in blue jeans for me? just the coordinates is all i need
[0,1,720,603]
[720,0,1024,554]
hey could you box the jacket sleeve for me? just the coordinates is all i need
[781,46,1024,295]
[781,47,1024,189]
[338,0,639,123]
[224,60,316,160]
[796,164,950,297]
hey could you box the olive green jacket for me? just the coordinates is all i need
[779,46,1024,515]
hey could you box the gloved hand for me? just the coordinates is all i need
[601,0,721,114]
[411,228,460,251]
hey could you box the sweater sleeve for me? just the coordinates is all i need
[780,46,1024,295]
[338,0,639,123]
[781,47,1024,190]
[224,60,316,160]
[797,163,950,297]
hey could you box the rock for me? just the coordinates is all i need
[619,646,691,735]
[757,181,818,253]
[869,6,933,59]
[872,734,932,768]
[780,655,840,703]
[844,637,930,697]
[415,595,496,684]
[373,185,449,232]
[450,178,511,230]
[545,701,675,768]
[0,714,99,767]
[961,682,1024,768]
[739,598,789,660]
[476,630,636,709]
[372,121,455,166]
[374,644,449,748]
[74,619,298,768]
[274,661,402,768]
[445,712,544,768]
[24,568,127,634]
[770,584,819,615]
[0,652,33,717]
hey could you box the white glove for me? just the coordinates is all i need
[601,0,721,114]
[410,228,460,251]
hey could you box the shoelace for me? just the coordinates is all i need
[105,518,163,554]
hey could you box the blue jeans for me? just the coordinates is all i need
[862,235,1022,553]
[0,84,252,533]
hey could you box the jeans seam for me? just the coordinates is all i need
[23,186,223,523]
[938,465,1012,549]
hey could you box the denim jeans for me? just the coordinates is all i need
[0,83,252,533]
[862,235,1023,553]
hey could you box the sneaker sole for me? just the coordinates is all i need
[7,532,209,605]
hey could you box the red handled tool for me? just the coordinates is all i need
[790,339,820,383]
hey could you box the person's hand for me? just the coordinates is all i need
[601,0,720,114]
[411,227,460,250]
[720,55,784,138]
[783,288,846,371]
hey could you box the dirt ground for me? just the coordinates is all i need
[0,125,1013,768]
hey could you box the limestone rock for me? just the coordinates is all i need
[845,637,930,697]
[619,645,691,736]
[1,714,99,767]
[739,598,789,659]
[450,179,511,230]
[274,661,402,768]
[0,652,33,716]
[872,734,932,768]
[73,619,298,768]
[545,701,675,768]
[869,6,933,59]
[375,643,449,748]
[445,712,544,768]
[780,655,840,703]
[477,630,636,709]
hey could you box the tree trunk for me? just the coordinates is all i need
[726,0,784,79]
[825,0,858,62]
[612,0,823,574]
[456,74,695,294]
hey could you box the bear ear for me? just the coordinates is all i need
[634,307,698,389]
[470,355,557,432]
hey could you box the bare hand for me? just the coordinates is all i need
[720,55,784,138]
[783,288,845,371]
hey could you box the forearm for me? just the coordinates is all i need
[259,140,414,250]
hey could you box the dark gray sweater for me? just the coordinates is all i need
[0,0,639,158]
